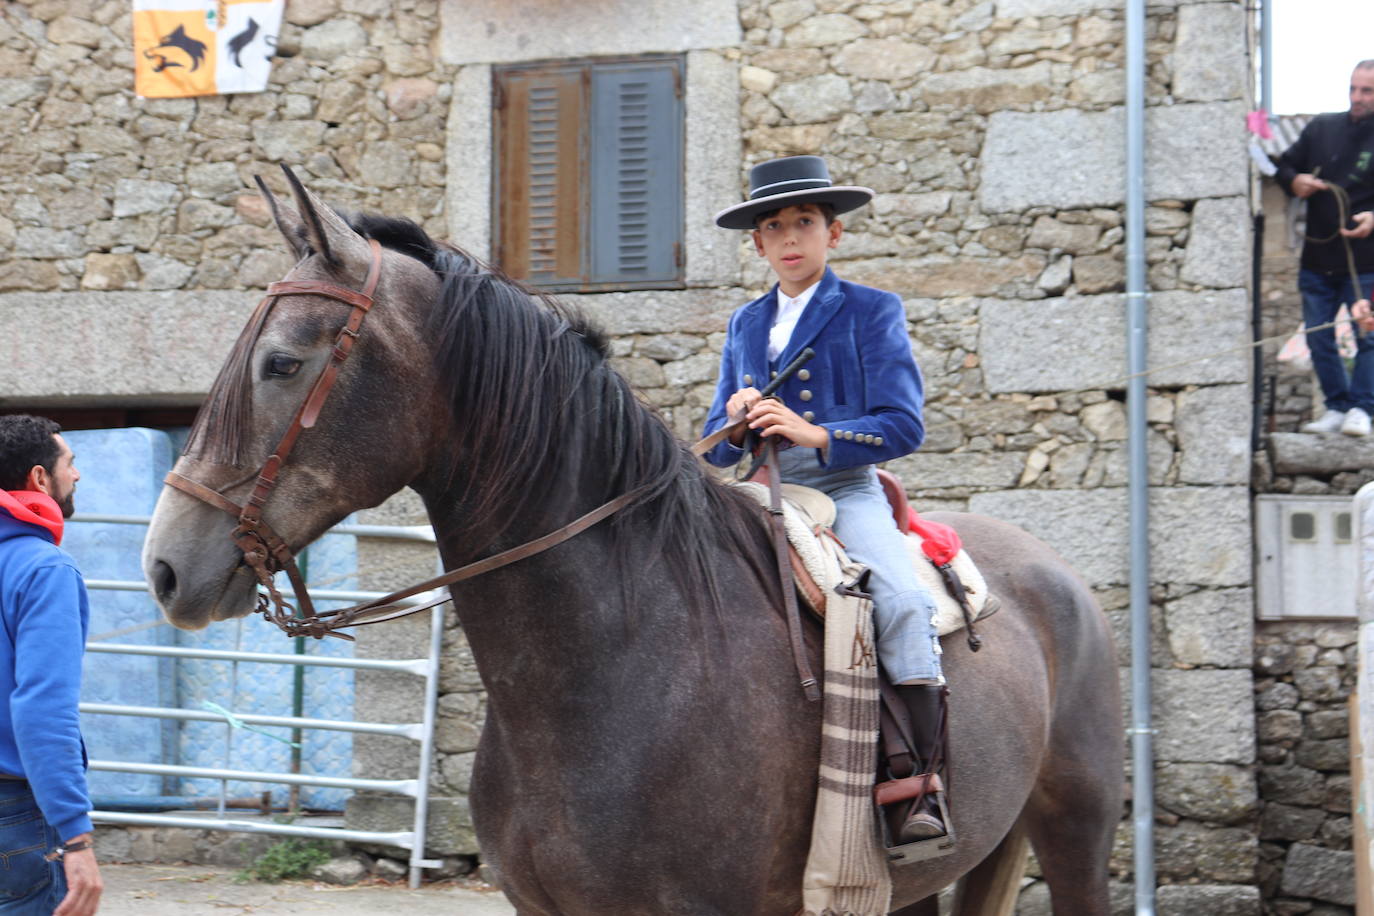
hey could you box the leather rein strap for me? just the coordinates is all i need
[760,436,822,703]
[164,238,648,640]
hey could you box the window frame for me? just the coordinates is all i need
[491,53,687,294]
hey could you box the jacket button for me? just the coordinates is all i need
[866,434,877,444]
[743,374,753,386]
[874,437,884,446]
[799,389,812,401]
[833,429,843,439]
[803,411,814,421]
[771,370,777,378]
[844,431,855,440]
[798,369,811,381]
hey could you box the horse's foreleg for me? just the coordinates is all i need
[948,819,1029,916]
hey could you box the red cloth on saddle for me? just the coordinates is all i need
[906,509,961,566]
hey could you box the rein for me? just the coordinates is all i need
[165,239,649,640]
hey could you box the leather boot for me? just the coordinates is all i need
[895,684,948,843]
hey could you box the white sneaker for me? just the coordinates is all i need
[1342,407,1372,436]
[1302,410,1347,433]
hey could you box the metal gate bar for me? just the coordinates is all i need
[91,810,416,847]
[75,512,445,888]
[90,760,418,795]
[86,642,429,675]
[81,702,423,739]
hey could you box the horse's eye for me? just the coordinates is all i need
[267,354,302,377]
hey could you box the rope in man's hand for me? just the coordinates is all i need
[1307,178,1372,331]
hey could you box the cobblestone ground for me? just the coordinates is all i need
[97,863,514,915]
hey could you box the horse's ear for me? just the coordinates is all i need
[254,174,309,261]
[278,164,372,279]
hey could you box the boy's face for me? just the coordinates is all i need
[751,203,843,296]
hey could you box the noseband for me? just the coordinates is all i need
[164,239,647,640]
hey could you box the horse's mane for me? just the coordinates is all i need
[348,213,779,623]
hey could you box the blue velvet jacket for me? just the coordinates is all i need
[702,267,925,471]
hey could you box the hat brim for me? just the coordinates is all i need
[713,186,875,230]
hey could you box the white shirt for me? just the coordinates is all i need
[767,281,821,362]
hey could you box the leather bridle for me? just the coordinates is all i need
[165,239,385,639]
[164,239,646,640]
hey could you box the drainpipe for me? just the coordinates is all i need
[1125,0,1155,909]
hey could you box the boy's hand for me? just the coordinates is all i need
[748,397,829,449]
[725,387,762,445]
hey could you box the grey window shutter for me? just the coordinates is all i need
[588,60,683,287]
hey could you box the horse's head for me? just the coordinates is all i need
[143,169,443,630]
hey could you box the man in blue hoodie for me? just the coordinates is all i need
[0,415,101,915]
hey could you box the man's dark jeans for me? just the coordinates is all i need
[0,781,65,914]
[1299,267,1374,414]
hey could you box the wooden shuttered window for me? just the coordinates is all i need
[494,56,684,292]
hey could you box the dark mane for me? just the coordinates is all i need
[350,213,779,621]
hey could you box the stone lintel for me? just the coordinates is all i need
[0,290,255,404]
[438,0,741,66]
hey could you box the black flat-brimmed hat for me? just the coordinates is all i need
[714,155,874,230]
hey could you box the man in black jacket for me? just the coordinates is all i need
[1278,60,1374,436]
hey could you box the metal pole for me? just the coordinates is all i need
[409,602,446,889]
[1125,0,1155,908]
[1259,0,1273,119]
[289,551,309,816]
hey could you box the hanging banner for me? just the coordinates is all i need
[133,0,283,99]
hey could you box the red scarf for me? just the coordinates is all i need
[0,489,64,545]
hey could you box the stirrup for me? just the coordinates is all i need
[875,774,957,865]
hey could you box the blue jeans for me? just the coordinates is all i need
[0,782,65,914]
[1299,268,1374,414]
[774,448,942,684]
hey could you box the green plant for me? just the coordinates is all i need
[236,838,332,883]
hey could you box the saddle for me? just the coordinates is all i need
[731,468,998,646]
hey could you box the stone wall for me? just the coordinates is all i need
[0,0,1285,909]
[1255,622,1358,912]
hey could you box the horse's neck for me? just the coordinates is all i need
[426,497,768,714]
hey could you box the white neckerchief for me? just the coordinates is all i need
[768,280,820,362]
